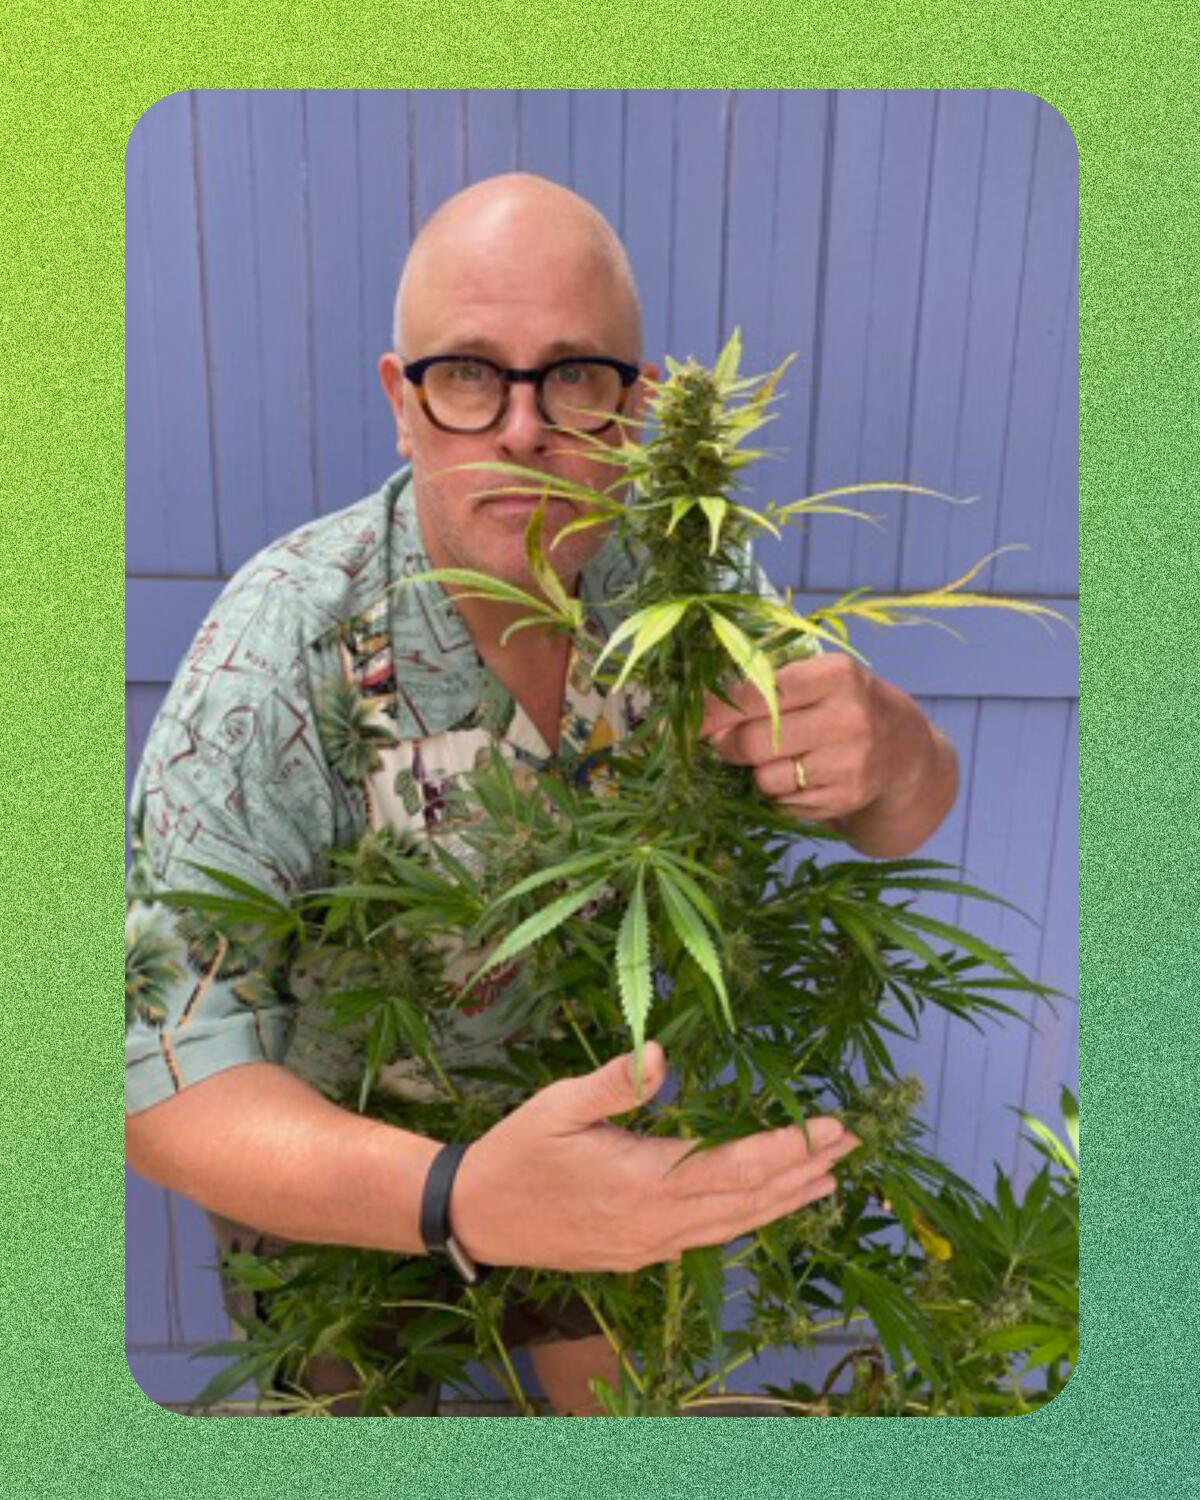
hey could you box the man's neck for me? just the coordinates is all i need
[449,588,575,754]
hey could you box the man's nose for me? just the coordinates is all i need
[495,381,550,457]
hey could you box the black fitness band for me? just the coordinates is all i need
[419,1141,482,1284]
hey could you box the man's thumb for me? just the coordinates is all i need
[555,1041,667,1125]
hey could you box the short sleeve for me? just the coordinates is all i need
[125,581,349,1114]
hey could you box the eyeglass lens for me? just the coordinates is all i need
[423,360,624,432]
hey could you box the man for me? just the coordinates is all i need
[125,173,957,1415]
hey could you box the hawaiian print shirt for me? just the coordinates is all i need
[125,469,664,1113]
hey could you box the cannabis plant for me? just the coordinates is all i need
[160,334,1077,1416]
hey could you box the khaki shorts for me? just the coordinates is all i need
[208,1212,600,1416]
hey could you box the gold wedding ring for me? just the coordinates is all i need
[793,755,808,793]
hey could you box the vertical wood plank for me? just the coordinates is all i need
[194,90,269,574]
[990,97,1080,598]
[1013,699,1079,1185]
[305,91,370,514]
[805,91,937,593]
[124,93,218,576]
[170,1194,233,1344]
[247,91,319,553]
[358,91,413,481]
[465,90,519,183]
[1038,249,1080,598]
[570,91,624,236]
[518,90,571,183]
[410,92,466,231]
[753,90,830,589]
[882,697,981,1135]
[934,699,1072,1184]
[722,92,794,583]
[124,1168,173,1346]
[622,91,675,366]
[666,90,730,365]
[930,90,1040,590]
[898,90,989,591]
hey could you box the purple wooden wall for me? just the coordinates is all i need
[125,88,1078,1405]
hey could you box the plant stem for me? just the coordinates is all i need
[662,1257,685,1403]
[577,1286,646,1395]
[677,1393,825,1416]
[564,1000,602,1070]
[679,1314,874,1404]
[487,1333,536,1417]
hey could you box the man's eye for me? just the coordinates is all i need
[554,364,588,385]
[448,362,488,383]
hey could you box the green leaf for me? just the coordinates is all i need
[190,1346,281,1408]
[403,567,572,627]
[1017,1110,1079,1179]
[655,867,732,1029]
[595,599,692,688]
[1060,1088,1079,1161]
[469,876,610,982]
[651,861,721,929]
[683,1244,727,1378]
[697,496,728,555]
[714,327,743,383]
[705,607,781,745]
[524,497,576,618]
[180,863,290,911]
[615,867,653,1079]
[894,909,1027,982]
[486,851,615,908]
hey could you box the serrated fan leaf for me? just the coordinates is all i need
[444,460,616,507]
[705,608,781,745]
[180,863,291,911]
[549,510,622,549]
[714,328,743,383]
[655,867,732,1029]
[403,568,561,617]
[487,851,615,908]
[698,497,727,555]
[596,600,692,688]
[651,857,722,928]
[469,876,609,982]
[616,868,653,1074]
[1017,1111,1079,1178]
[748,598,871,662]
[775,481,973,521]
[523,498,575,617]
[665,496,697,536]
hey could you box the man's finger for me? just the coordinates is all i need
[666,1118,848,1198]
[700,657,838,741]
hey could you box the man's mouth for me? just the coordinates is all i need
[478,488,574,515]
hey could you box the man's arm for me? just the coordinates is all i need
[125,1046,858,1273]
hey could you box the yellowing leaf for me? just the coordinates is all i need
[913,1212,954,1262]
[698,497,728,555]
[706,608,781,746]
[714,328,743,384]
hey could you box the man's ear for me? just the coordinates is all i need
[379,353,414,458]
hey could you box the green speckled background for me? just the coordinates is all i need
[2,1,1197,1493]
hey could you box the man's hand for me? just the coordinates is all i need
[699,654,958,858]
[451,1042,858,1272]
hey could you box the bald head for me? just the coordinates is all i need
[392,173,643,361]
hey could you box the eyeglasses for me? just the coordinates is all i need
[402,354,641,435]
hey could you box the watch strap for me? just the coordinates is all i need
[419,1141,481,1284]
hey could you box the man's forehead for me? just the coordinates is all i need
[418,332,617,361]
[395,177,642,359]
